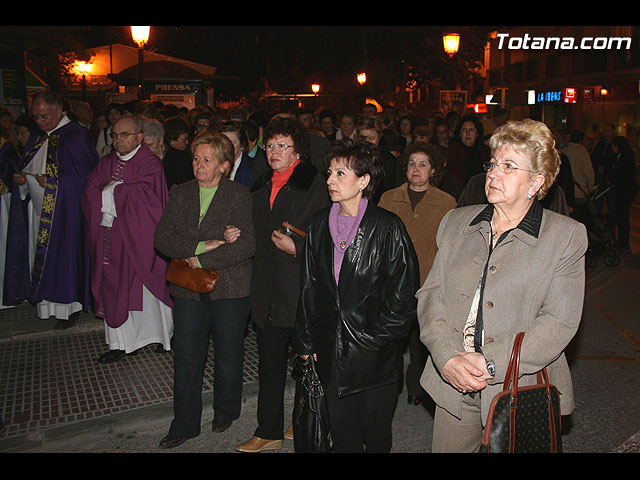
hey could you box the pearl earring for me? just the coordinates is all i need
[527,192,533,199]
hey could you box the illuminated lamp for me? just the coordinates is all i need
[131,26,150,47]
[443,33,460,56]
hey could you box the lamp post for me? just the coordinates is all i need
[311,84,320,108]
[131,26,150,100]
[75,61,92,102]
[600,86,608,128]
[443,33,460,56]
[357,72,367,86]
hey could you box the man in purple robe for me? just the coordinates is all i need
[4,90,98,328]
[82,115,173,364]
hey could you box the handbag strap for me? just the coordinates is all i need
[504,331,554,401]
[503,332,525,393]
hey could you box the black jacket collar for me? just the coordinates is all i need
[469,198,543,239]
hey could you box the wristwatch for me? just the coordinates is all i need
[486,359,496,377]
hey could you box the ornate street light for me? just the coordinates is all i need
[131,26,150,48]
[311,84,320,107]
[443,33,460,56]
[600,86,608,127]
[74,61,93,102]
[131,26,150,100]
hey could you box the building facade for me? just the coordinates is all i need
[485,26,640,145]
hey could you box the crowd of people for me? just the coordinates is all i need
[0,90,637,453]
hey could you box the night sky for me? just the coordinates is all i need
[84,26,441,77]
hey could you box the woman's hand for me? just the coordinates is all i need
[203,239,226,252]
[442,350,492,393]
[224,225,241,243]
[185,256,199,269]
[271,229,296,256]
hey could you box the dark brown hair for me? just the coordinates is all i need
[324,140,384,199]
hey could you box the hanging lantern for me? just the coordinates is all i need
[443,33,460,56]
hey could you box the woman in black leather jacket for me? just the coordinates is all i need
[296,140,420,452]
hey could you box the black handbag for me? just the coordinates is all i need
[292,355,331,453]
[479,332,562,453]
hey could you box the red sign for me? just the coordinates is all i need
[563,88,577,103]
[466,103,488,114]
[582,88,595,103]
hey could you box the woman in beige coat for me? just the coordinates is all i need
[378,141,456,405]
[417,119,588,452]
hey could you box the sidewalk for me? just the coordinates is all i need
[0,304,279,452]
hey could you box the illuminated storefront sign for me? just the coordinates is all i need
[563,88,577,103]
[535,88,578,103]
[537,90,563,103]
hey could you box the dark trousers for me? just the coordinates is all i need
[614,195,633,249]
[254,320,295,440]
[169,296,250,438]
[325,372,399,453]
[405,321,428,398]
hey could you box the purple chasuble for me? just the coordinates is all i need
[82,143,173,328]
[5,120,99,306]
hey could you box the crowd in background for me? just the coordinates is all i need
[0,93,637,453]
[3,97,635,228]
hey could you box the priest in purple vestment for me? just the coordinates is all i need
[82,115,174,364]
[4,90,99,328]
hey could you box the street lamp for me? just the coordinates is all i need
[311,84,320,108]
[74,61,93,102]
[131,26,150,100]
[357,72,367,85]
[443,33,460,56]
[600,86,608,127]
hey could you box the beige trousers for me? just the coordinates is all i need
[432,393,483,453]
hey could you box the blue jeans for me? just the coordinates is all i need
[168,296,250,438]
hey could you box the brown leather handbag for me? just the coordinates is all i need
[166,258,219,294]
[479,331,562,453]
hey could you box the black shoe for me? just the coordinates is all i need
[97,349,138,364]
[212,419,232,433]
[407,395,422,405]
[159,434,188,449]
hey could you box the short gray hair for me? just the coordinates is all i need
[143,119,165,141]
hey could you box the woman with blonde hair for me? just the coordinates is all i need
[155,131,255,448]
[417,119,588,452]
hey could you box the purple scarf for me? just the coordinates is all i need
[328,198,368,284]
